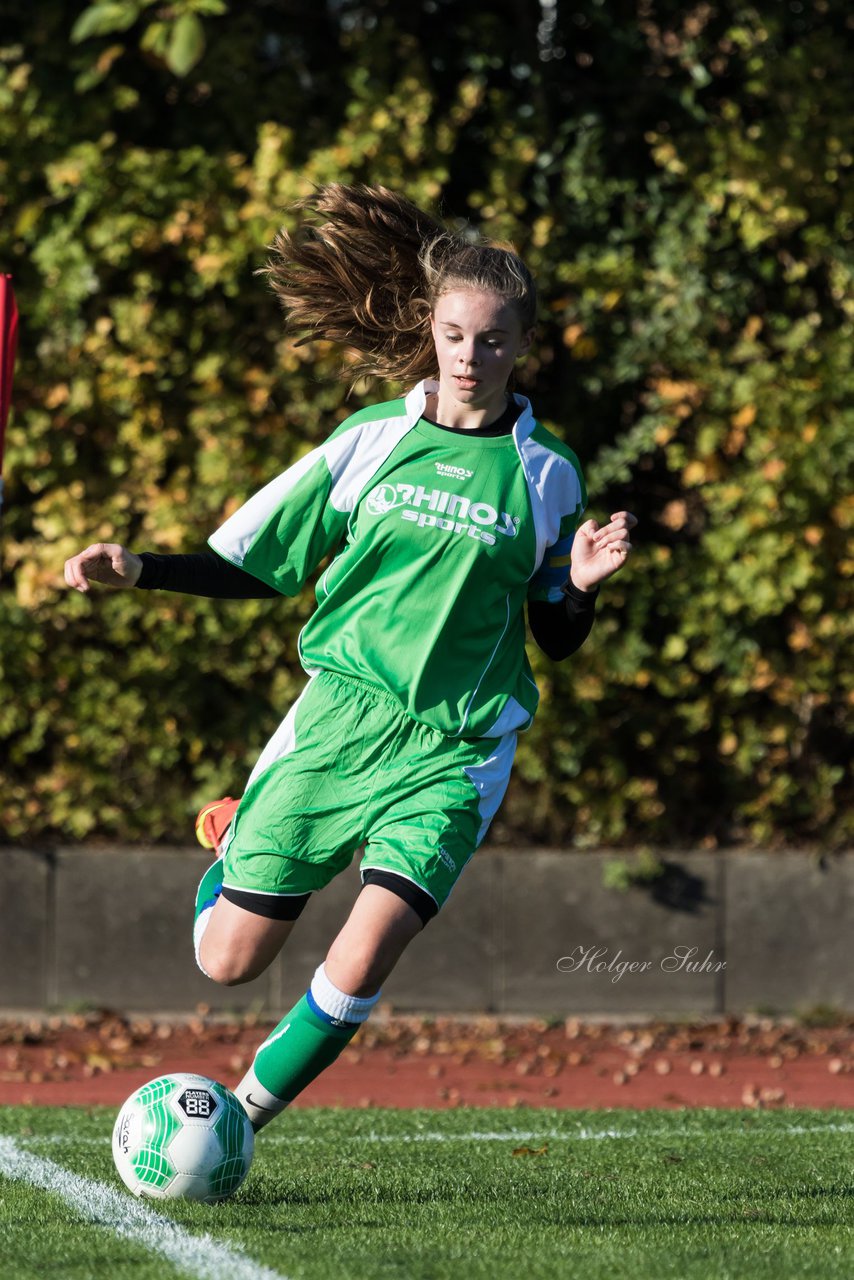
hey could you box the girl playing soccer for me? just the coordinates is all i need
[64,184,636,1129]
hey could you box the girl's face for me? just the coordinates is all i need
[429,288,534,415]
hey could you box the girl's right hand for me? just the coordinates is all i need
[64,543,144,593]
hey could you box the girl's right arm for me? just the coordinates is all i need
[63,544,279,599]
[64,542,143,593]
[65,403,376,601]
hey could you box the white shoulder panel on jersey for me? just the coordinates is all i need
[208,400,417,565]
[513,413,585,576]
[326,405,417,513]
[208,442,333,567]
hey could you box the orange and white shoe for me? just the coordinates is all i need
[194,796,240,857]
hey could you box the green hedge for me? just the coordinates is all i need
[1,1,851,848]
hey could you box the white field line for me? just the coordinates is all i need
[0,1136,289,1280]
[17,1120,854,1148]
[276,1122,854,1143]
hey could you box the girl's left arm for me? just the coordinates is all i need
[527,511,637,661]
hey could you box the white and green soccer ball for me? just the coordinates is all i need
[112,1073,254,1202]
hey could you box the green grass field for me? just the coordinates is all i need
[1,1107,851,1280]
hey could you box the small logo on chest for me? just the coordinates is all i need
[435,462,474,480]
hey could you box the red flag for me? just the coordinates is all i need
[0,273,19,516]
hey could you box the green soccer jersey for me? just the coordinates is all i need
[209,379,587,738]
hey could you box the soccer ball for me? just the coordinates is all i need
[112,1073,254,1202]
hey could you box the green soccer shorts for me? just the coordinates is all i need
[219,669,517,921]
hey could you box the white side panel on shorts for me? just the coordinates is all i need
[243,678,312,790]
[463,730,518,845]
[480,695,533,738]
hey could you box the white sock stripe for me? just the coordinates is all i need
[310,962,381,1024]
[255,1021,292,1057]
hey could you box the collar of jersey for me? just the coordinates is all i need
[405,379,537,444]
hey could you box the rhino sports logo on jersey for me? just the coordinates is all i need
[364,482,520,546]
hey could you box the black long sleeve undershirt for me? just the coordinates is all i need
[528,580,598,660]
[137,550,280,598]
[136,549,598,660]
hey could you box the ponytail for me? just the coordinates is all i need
[260,183,537,385]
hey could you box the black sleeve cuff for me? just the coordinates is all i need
[560,578,600,611]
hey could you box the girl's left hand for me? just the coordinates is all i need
[568,511,638,593]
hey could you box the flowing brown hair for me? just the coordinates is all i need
[260,183,537,385]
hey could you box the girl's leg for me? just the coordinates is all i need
[198,895,298,986]
[323,882,425,995]
[234,885,424,1128]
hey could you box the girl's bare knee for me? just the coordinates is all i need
[199,943,262,987]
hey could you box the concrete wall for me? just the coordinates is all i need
[1,847,851,1017]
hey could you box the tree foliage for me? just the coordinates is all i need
[1,1,851,848]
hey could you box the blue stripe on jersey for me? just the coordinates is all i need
[527,531,576,603]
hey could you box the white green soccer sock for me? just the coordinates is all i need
[234,963,381,1130]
